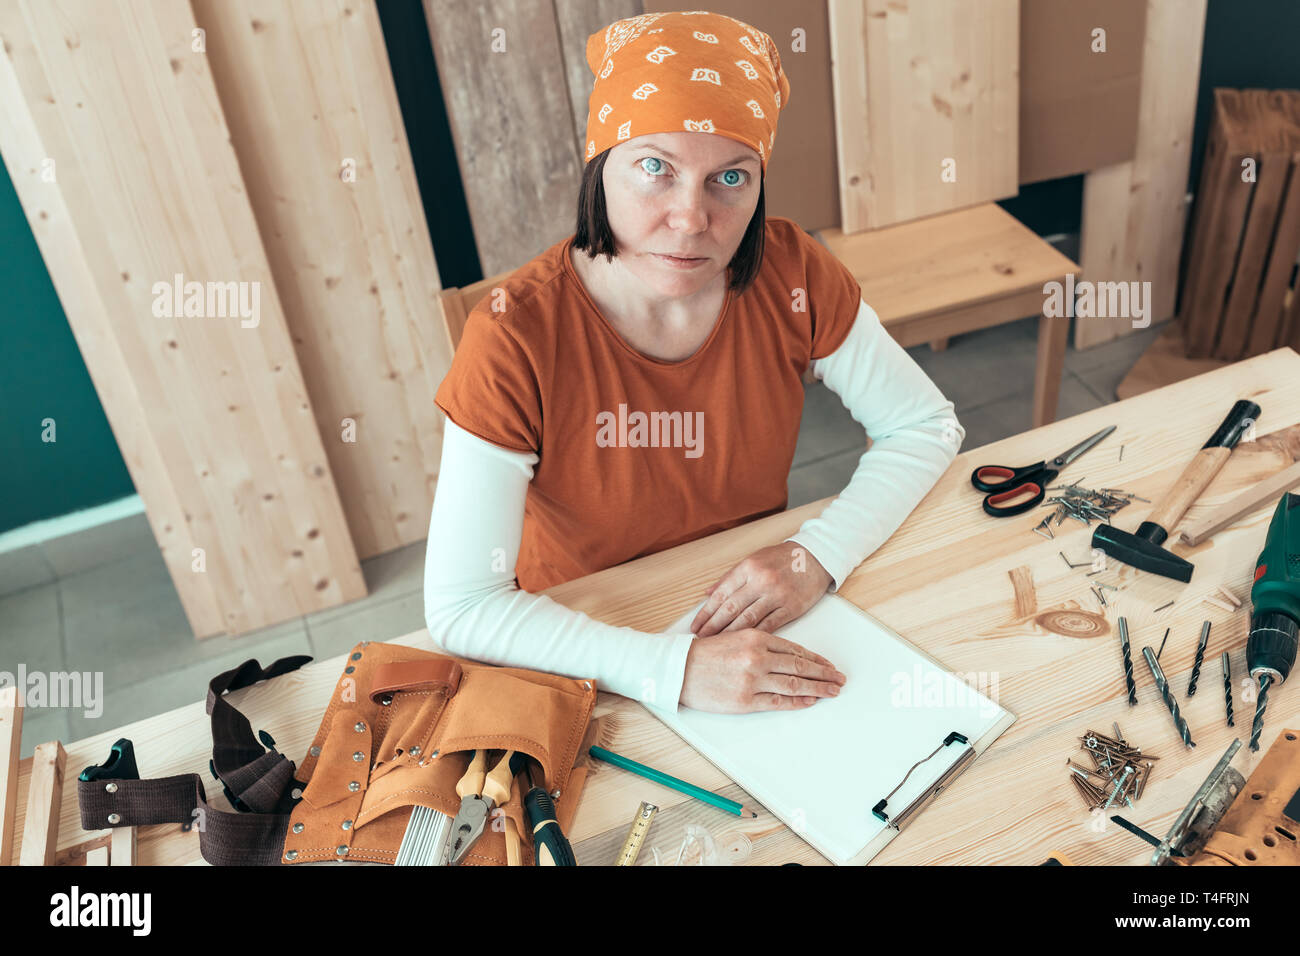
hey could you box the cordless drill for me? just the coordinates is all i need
[1247,492,1300,750]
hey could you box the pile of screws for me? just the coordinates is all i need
[1033,482,1150,539]
[1066,725,1158,811]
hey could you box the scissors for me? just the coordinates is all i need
[970,425,1116,517]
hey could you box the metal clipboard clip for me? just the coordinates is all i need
[872,731,974,831]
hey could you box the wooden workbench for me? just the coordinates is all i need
[11,349,1300,866]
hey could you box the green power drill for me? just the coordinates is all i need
[1247,492,1300,751]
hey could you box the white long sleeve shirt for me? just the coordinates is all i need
[423,297,964,714]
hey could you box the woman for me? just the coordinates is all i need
[424,11,964,715]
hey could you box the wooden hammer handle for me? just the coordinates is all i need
[1147,446,1232,532]
[1147,399,1260,534]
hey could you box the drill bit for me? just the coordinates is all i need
[1156,627,1170,660]
[1117,617,1137,705]
[1221,651,1234,727]
[1250,674,1272,752]
[1186,621,1211,696]
[1142,646,1195,748]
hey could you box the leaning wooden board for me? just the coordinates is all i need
[829,0,1018,233]
[190,0,452,561]
[0,0,366,637]
[1076,0,1207,351]
[14,348,1300,865]
[423,0,585,276]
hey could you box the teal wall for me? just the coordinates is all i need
[0,152,136,532]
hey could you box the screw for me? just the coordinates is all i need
[1104,766,1134,809]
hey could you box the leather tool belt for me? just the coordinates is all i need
[77,640,598,865]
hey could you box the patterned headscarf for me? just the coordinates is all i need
[582,10,791,174]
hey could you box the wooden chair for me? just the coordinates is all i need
[437,273,508,355]
[819,203,1079,427]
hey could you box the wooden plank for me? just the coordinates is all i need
[1246,155,1300,355]
[1179,96,1247,357]
[1183,125,1254,356]
[1215,149,1290,360]
[642,0,842,231]
[1018,0,1144,185]
[0,0,367,636]
[424,0,583,275]
[85,844,109,866]
[555,0,642,164]
[829,0,1018,232]
[110,826,136,866]
[189,0,451,561]
[19,741,64,866]
[1075,0,1207,351]
[1183,90,1300,359]
[0,687,20,866]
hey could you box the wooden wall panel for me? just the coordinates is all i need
[423,0,583,276]
[0,0,366,637]
[555,0,643,166]
[829,0,1019,233]
[642,0,842,232]
[1075,0,1207,351]
[191,0,451,560]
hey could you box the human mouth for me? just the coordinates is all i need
[653,253,707,268]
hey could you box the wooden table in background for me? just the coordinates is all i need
[11,349,1300,866]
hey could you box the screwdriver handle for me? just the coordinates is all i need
[524,784,575,866]
[456,748,487,799]
[483,750,526,808]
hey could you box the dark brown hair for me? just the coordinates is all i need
[573,148,766,298]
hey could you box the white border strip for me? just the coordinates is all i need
[0,494,145,555]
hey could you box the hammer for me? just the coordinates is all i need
[1092,399,1260,582]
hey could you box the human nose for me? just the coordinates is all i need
[665,183,709,233]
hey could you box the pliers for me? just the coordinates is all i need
[443,749,526,865]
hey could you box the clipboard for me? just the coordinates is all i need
[651,594,1015,865]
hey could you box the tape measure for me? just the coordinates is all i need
[613,801,658,866]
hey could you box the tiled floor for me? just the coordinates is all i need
[0,314,1166,758]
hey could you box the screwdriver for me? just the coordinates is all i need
[522,760,575,866]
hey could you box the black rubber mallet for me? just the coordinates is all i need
[1092,400,1260,583]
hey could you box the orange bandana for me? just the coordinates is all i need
[582,11,790,173]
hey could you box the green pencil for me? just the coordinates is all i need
[588,745,757,818]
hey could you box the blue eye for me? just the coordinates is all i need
[718,169,745,188]
[639,157,664,176]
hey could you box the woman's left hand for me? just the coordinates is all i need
[690,542,833,637]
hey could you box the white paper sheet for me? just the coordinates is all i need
[654,594,1014,865]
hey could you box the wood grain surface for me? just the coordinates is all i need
[829,0,1018,232]
[0,0,366,636]
[424,0,584,276]
[13,349,1300,865]
[1076,0,1207,352]
[191,0,452,560]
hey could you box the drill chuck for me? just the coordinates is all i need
[1247,610,1297,684]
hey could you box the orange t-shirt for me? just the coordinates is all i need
[433,216,862,592]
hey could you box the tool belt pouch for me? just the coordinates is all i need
[287,640,597,866]
[76,641,597,866]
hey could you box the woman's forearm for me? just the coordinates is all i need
[423,419,695,713]
[785,297,965,590]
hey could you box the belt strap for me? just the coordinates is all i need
[77,654,311,866]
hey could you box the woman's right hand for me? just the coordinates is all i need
[677,628,846,714]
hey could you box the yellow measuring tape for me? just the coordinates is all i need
[613,802,658,866]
